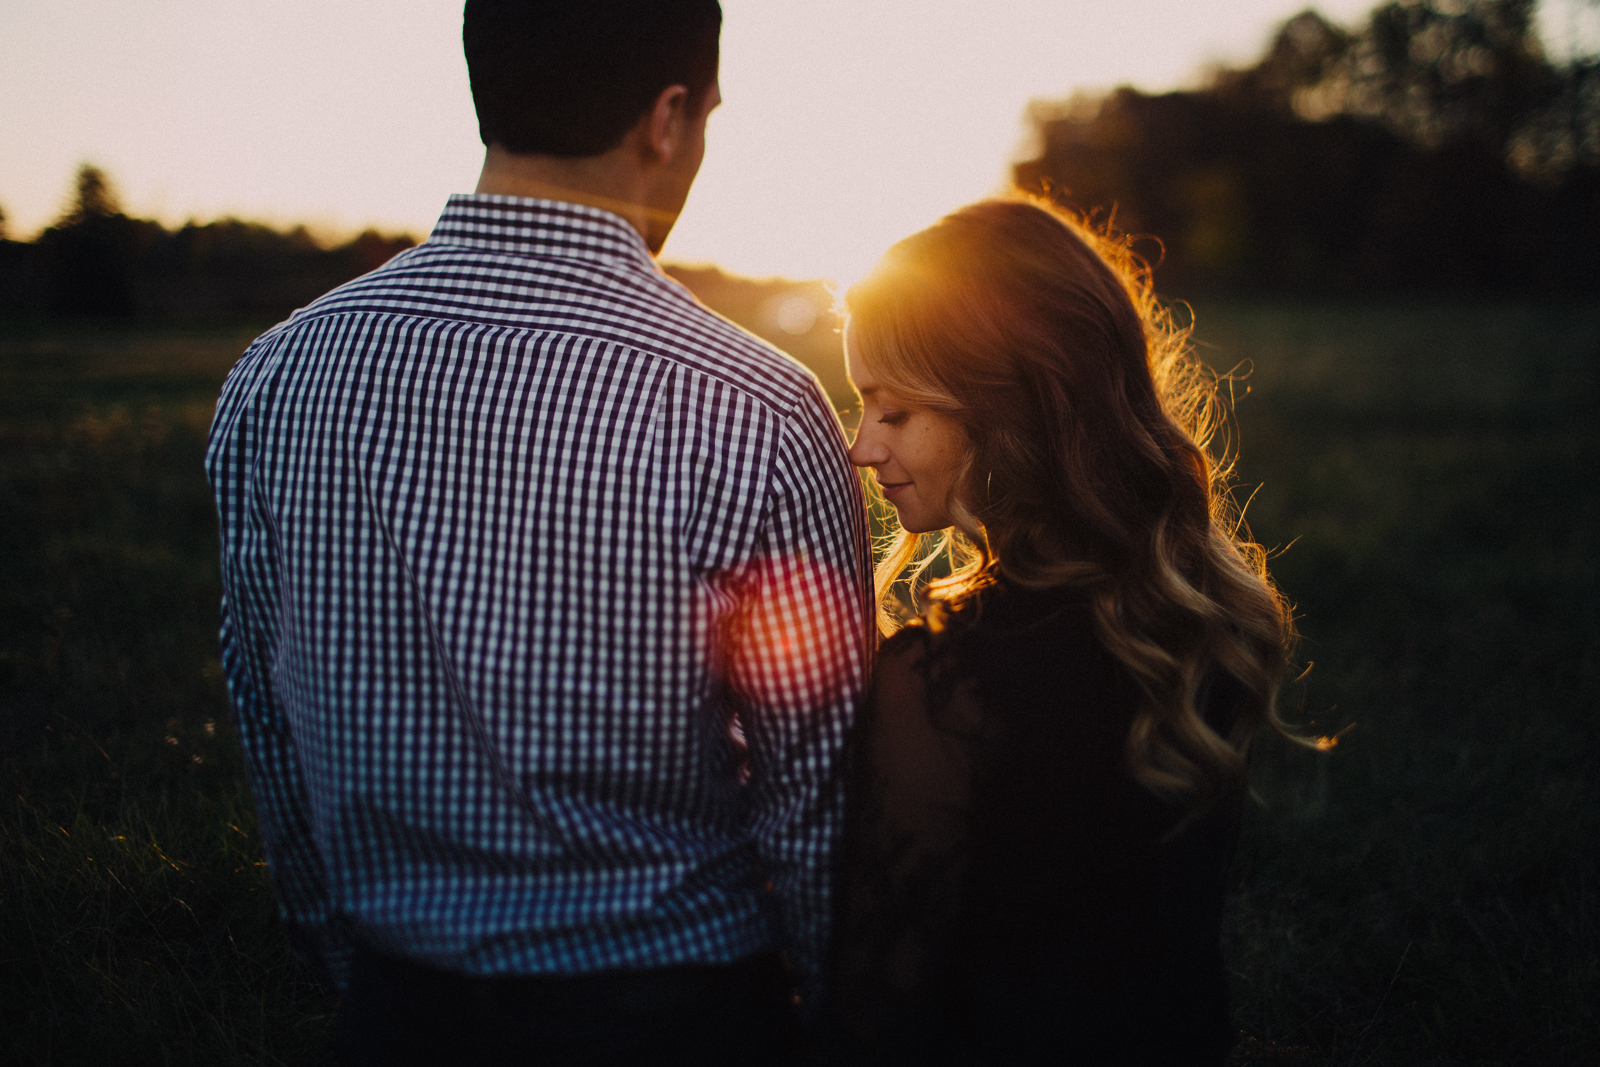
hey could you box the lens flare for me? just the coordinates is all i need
[718,551,865,714]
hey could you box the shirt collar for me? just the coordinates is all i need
[427,193,658,271]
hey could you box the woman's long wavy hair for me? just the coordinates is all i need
[845,195,1295,806]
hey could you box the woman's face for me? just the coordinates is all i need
[845,333,968,534]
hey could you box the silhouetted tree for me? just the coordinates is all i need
[142,220,415,316]
[1212,10,1355,113]
[34,164,156,317]
[63,164,122,223]
[1322,0,1556,149]
[1015,2,1600,295]
[0,198,43,317]
[6,165,421,321]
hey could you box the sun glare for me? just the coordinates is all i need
[3,0,1404,278]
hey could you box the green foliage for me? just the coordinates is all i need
[1200,299,1600,1063]
[1,775,335,1065]
[0,323,337,1065]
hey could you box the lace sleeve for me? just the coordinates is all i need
[829,628,983,1049]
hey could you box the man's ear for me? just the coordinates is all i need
[643,83,691,164]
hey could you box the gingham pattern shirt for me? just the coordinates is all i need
[206,194,874,999]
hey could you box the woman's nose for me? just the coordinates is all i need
[847,426,886,468]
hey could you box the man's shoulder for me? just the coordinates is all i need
[625,267,826,412]
[275,242,828,420]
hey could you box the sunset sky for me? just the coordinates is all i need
[4,0,1595,281]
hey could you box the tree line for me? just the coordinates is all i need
[0,166,416,320]
[4,0,1594,316]
[1014,0,1600,295]
[0,166,847,402]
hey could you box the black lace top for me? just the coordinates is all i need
[826,582,1245,1066]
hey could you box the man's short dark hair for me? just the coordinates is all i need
[464,0,722,158]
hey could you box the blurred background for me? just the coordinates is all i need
[2,1,1597,1064]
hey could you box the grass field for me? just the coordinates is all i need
[1,301,1596,1065]
[1201,301,1599,1065]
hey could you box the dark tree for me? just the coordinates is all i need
[1371,2,1543,137]
[62,164,122,223]
[1015,2,1600,295]
[0,198,45,318]
[35,164,155,318]
[1211,9,1354,112]
[6,165,420,321]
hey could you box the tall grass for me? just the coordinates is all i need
[1203,301,1600,1064]
[1,303,1596,1064]
[0,325,335,1065]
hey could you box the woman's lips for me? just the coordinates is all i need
[879,481,910,500]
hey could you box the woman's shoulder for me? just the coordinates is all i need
[872,625,934,708]
[872,621,964,735]
[898,580,1098,660]
[876,581,1112,724]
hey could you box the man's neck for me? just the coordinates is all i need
[474,145,674,244]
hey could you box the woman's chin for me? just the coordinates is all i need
[894,510,952,536]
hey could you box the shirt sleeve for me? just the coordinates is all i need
[719,385,876,1009]
[208,343,353,993]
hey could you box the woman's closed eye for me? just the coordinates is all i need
[879,411,909,427]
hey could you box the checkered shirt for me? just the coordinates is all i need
[206,194,874,1001]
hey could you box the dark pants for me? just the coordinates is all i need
[333,945,807,1067]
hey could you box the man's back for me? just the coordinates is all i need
[207,194,872,996]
